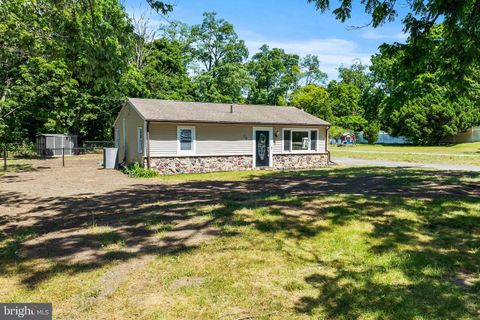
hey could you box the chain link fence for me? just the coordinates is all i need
[1,141,114,171]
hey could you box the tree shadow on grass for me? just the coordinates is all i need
[298,261,475,319]
[0,166,479,311]
[294,193,480,319]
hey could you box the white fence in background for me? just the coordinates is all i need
[342,126,480,145]
[443,126,480,143]
[357,131,410,145]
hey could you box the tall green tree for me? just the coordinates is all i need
[307,0,480,89]
[188,12,250,103]
[327,81,362,118]
[338,61,384,123]
[247,45,301,105]
[122,38,195,100]
[301,55,328,85]
[291,84,333,121]
[338,61,370,92]
[371,24,480,144]
[0,0,134,142]
[191,12,248,72]
[194,62,251,103]
[361,86,386,123]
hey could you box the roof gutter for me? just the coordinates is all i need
[326,126,331,163]
[145,120,331,127]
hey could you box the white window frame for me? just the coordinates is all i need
[310,129,319,152]
[252,127,273,168]
[137,127,143,154]
[177,126,196,155]
[281,128,320,153]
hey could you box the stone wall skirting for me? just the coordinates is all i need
[150,153,329,174]
[273,153,328,170]
[150,155,253,174]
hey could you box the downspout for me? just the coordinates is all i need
[326,126,331,163]
[146,121,151,169]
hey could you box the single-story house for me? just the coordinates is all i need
[114,98,331,174]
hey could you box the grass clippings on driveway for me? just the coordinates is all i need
[1,158,480,319]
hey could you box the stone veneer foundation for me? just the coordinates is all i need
[150,155,253,174]
[273,153,328,170]
[150,153,329,174]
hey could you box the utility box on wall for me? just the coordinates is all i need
[36,134,78,157]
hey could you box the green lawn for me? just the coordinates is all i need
[2,167,480,319]
[333,142,480,154]
[331,142,480,166]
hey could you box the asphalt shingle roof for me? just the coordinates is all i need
[128,98,330,126]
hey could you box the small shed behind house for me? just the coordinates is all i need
[36,134,78,156]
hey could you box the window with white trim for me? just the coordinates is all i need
[283,129,319,152]
[310,130,317,151]
[137,127,143,154]
[283,130,291,152]
[177,126,195,154]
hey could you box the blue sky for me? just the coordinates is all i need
[123,0,408,80]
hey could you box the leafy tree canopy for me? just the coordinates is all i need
[338,61,370,92]
[247,45,301,105]
[335,115,368,133]
[371,24,480,144]
[301,55,328,85]
[363,121,381,144]
[327,81,362,118]
[291,84,333,122]
[0,0,133,142]
[191,12,249,72]
[307,0,480,88]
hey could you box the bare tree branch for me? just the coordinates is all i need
[131,9,157,69]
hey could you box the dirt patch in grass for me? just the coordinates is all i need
[95,255,156,299]
[170,276,205,289]
[0,156,220,268]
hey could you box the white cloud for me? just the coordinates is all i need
[361,30,407,42]
[245,38,373,80]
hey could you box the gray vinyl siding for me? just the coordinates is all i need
[149,123,252,156]
[148,123,328,157]
[149,123,177,156]
[196,124,252,155]
[318,127,326,151]
[113,104,145,164]
[272,126,283,154]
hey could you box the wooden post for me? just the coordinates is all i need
[62,147,65,167]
